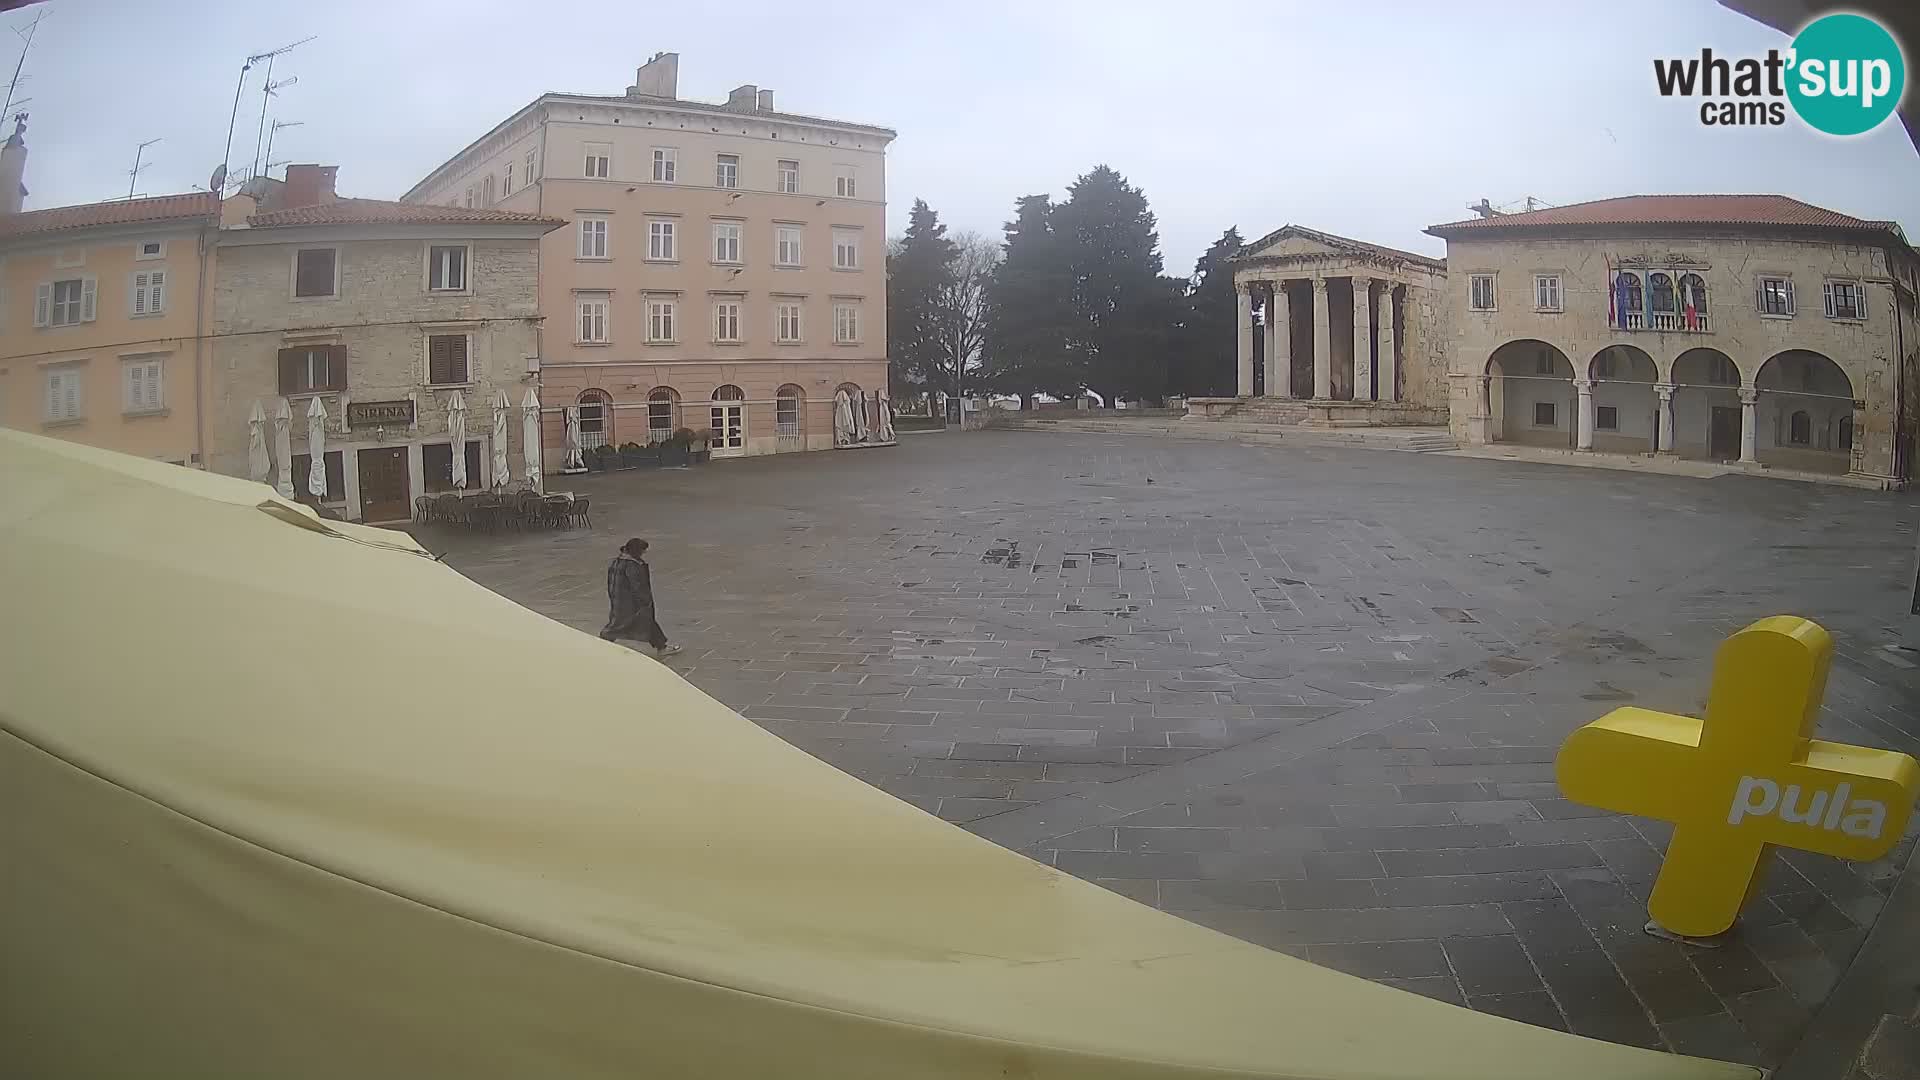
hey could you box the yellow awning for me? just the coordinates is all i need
[0,429,1756,1079]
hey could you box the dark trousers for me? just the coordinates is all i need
[601,614,668,650]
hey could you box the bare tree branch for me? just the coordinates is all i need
[936,229,1000,399]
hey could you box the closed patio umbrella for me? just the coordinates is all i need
[563,405,584,470]
[490,391,511,491]
[246,401,270,484]
[833,390,855,446]
[1,426,1754,1080]
[877,392,896,443]
[447,391,468,491]
[272,397,293,499]
[305,396,328,500]
[521,390,542,490]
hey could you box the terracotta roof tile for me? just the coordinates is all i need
[247,198,564,229]
[1426,194,1899,236]
[0,192,216,241]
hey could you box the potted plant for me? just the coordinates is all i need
[617,441,645,469]
[636,441,661,467]
[586,444,613,472]
[660,429,692,467]
[690,427,715,464]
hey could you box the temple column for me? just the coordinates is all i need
[1312,278,1332,400]
[1654,383,1675,453]
[1739,387,1759,463]
[1574,378,1595,450]
[1353,277,1375,402]
[1376,284,1398,403]
[1236,284,1255,397]
[1266,283,1291,398]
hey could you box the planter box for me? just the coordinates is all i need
[691,449,712,464]
[660,445,691,467]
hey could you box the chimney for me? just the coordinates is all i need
[725,84,758,110]
[282,164,338,209]
[0,113,28,215]
[626,51,679,99]
[755,88,775,111]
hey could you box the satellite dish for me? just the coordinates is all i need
[209,164,227,193]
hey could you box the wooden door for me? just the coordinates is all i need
[1709,406,1742,461]
[357,447,411,522]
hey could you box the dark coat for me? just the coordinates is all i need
[602,553,657,637]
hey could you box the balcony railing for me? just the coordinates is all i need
[1611,309,1710,333]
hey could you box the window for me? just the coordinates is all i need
[482,175,496,205]
[778,159,799,194]
[1469,274,1495,311]
[123,358,164,413]
[427,334,470,385]
[776,302,803,343]
[131,269,167,316]
[647,219,677,261]
[833,229,859,270]
[712,221,742,264]
[652,147,677,182]
[423,441,484,493]
[713,300,741,342]
[44,366,82,422]
[647,297,676,342]
[277,345,346,395]
[1533,401,1556,427]
[578,218,609,259]
[1533,274,1561,312]
[1649,272,1676,316]
[578,390,612,450]
[1758,276,1795,316]
[427,245,468,291]
[465,188,475,208]
[1839,415,1854,450]
[293,249,337,298]
[136,240,165,260]
[1789,410,1812,445]
[525,148,538,181]
[776,225,803,267]
[834,165,857,198]
[647,389,677,442]
[1825,280,1864,320]
[776,385,802,437]
[1679,273,1708,319]
[36,278,93,327]
[1614,271,1645,327]
[577,296,609,343]
[714,153,739,189]
[584,143,611,179]
[290,450,345,503]
[1596,405,1618,431]
[503,163,514,196]
[834,302,859,343]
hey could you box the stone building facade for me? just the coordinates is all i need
[207,167,561,522]
[402,53,895,464]
[1221,226,1448,424]
[1426,195,1920,485]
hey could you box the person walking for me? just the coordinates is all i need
[600,538,681,658]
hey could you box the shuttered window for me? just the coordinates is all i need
[37,278,95,326]
[132,269,167,315]
[294,249,337,298]
[277,345,347,395]
[1757,276,1794,316]
[123,358,164,413]
[427,334,470,385]
[44,366,83,422]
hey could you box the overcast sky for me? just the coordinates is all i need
[12,0,1919,270]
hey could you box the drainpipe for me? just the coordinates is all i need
[192,219,212,468]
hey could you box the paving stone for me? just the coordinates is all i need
[1659,1012,1767,1067]
[1305,940,1452,979]
[1443,934,1548,997]
[1468,990,1569,1032]
[1301,851,1386,879]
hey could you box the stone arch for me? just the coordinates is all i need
[1667,348,1744,462]
[1754,350,1855,474]
[1587,345,1659,453]
[1485,340,1575,448]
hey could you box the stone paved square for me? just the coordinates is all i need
[434,428,1920,1072]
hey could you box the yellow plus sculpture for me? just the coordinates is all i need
[1557,616,1919,939]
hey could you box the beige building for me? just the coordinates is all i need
[207,166,562,522]
[403,53,895,464]
[1220,226,1448,424]
[1426,195,1920,485]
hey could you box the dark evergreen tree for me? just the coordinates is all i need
[1057,165,1168,405]
[1179,227,1244,397]
[885,199,957,395]
[980,194,1079,399]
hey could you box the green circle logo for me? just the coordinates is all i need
[1787,13,1906,136]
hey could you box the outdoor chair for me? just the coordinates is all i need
[568,497,591,528]
[414,495,434,523]
[544,495,572,528]
[433,493,463,527]
[517,492,545,530]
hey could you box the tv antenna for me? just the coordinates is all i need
[2,8,46,119]
[219,36,313,194]
[262,118,302,178]
[127,137,160,200]
[250,73,298,180]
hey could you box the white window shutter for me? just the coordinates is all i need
[34,282,49,326]
[81,278,97,322]
[133,273,148,315]
[151,271,165,312]
[1754,279,1763,312]
[1785,280,1796,315]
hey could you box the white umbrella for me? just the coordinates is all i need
[521,390,543,490]
[447,391,468,490]
[305,396,328,499]
[563,406,584,471]
[834,391,855,446]
[853,392,870,441]
[877,393,897,443]
[246,401,270,484]
[272,398,294,499]
[490,390,511,491]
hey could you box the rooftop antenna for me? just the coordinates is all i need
[250,73,298,180]
[1,8,45,120]
[262,118,302,178]
[220,36,312,195]
[127,136,160,200]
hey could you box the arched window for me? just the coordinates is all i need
[1679,273,1707,313]
[646,388,679,443]
[1839,415,1854,450]
[713,384,745,401]
[577,389,612,450]
[1649,272,1676,313]
[1789,410,1811,445]
[776,384,805,437]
